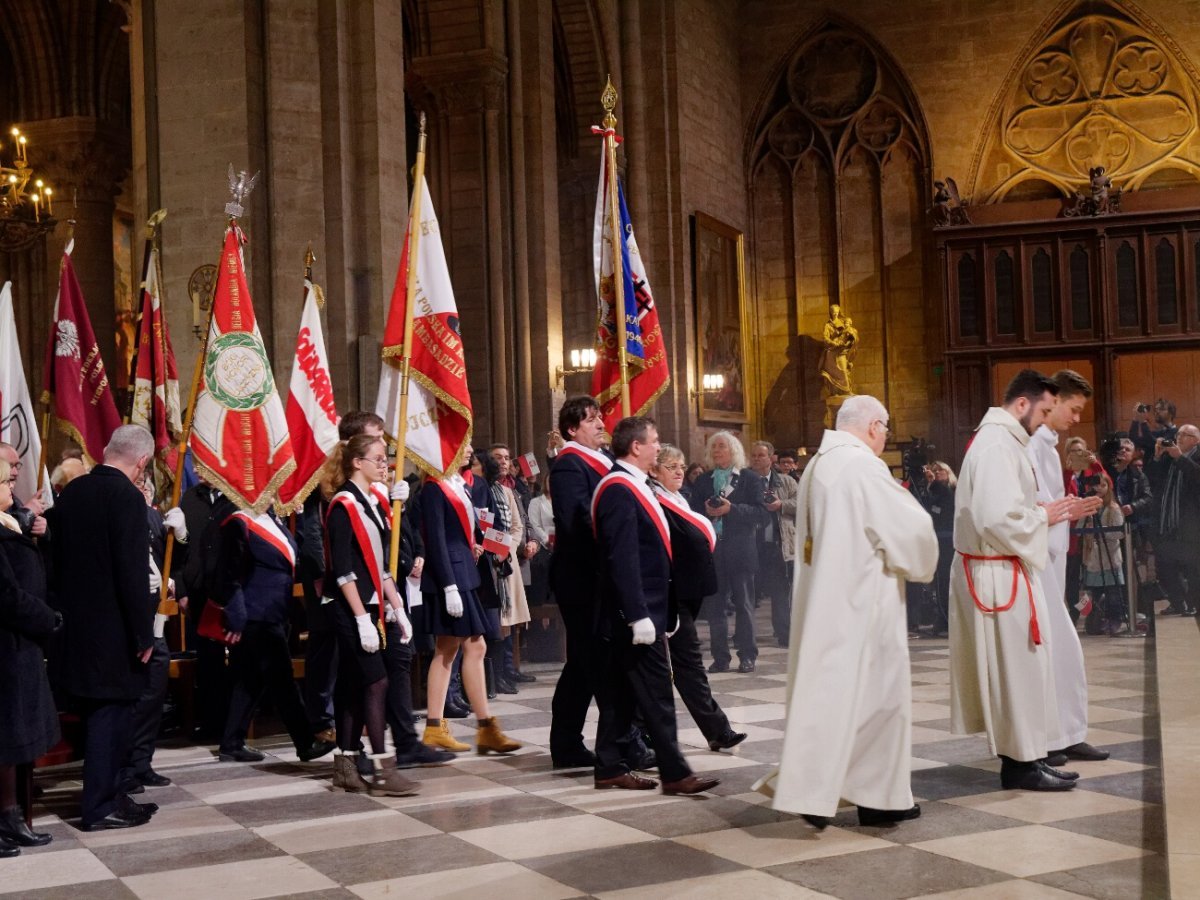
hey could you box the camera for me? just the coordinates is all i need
[1078,473,1102,496]
[763,490,777,503]
[1136,403,1151,414]
[1161,439,1175,448]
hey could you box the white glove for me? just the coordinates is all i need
[149,557,162,594]
[355,613,381,653]
[385,604,413,643]
[163,507,188,542]
[630,617,656,645]
[444,585,464,618]
[391,480,410,502]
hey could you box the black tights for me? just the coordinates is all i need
[0,765,15,809]
[335,676,389,755]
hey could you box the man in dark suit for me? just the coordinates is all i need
[52,425,157,831]
[689,433,768,672]
[592,416,719,795]
[548,396,611,767]
[750,440,797,647]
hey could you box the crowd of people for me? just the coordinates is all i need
[1,378,1194,850]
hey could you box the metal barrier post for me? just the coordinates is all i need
[1119,521,1146,639]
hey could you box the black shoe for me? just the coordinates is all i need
[509,670,537,683]
[218,745,265,763]
[395,744,455,768]
[298,738,336,762]
[81,809,151,832]
[118,794,159,818]
[999,757,1076,791]
[1160,605,1183,616]
[1182,607,1197,617]
[495,677,519,695]
[1043,752,1069,767]
[443,699,470,719]
[118,777,145,795]
[1037,760,1079,781]
[737,659,756,673]
[708,731,748,752]
[552,748,596,768]
[857,804,921,827]
[0,835,18,858]
[137,770,172,788]
[801,813,830,830]
[0,806,52,847]
[707,661,729,673]
[630,751,658,771]
[1057,742,1110,761]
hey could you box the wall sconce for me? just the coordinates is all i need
[555,347,597,386]
[690,372,726,402]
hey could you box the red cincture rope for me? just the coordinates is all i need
[958,552,1041,645]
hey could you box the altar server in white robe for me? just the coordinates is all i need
[950,369,1084,792]
[754,395,937,830]
[1025,370,1107,764]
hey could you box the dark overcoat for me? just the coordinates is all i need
[0,524,61,763]
[52,465,153,701]
[688,468,768,573]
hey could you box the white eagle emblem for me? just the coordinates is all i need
[55,320,80,359]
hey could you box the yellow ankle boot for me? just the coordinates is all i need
[422,719,469,753]
[476,717,522,755]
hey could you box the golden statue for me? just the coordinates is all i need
[819,303,858,396]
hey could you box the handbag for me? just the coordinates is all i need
[197,601,235,645]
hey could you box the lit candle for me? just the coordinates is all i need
[569,349,580,368]
[17,135,26,164]
[44,186,52,215]
[31,192,39,221]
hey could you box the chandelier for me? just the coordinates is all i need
[1,126,56,252]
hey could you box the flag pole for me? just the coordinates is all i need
[37,213,76,495]
[601,77,631,418]
[124,210,168,424]
[389,112,428,582]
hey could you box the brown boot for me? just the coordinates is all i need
[422,718,469,753]
[332,750,370,793]
[367,754,419,797]
[476,717,522,755]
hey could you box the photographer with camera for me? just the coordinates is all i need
[1078,473,1127,635]
[1154,424,1200,617]
[1130,400,1177,497]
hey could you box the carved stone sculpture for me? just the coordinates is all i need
[819,304,858,396]
[932,177,971,226]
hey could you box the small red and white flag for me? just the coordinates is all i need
[190,226,296,513]
[482,526,511,560]
[375,176,473,478]
[277,277,339,513]
[130,241,183,473]
[517,452,540,479]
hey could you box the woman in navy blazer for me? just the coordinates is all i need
[420,443,520,756]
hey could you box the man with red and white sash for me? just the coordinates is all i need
[950,370,1089,792]
[591,416,719,796]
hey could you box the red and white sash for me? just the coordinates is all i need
[228,510,296,572]
[655,487,716,553]
[559,442,611,477]
[592,470,672,560]
[328,488,388,622]
[436,476,476,550]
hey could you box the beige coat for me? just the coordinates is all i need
[499,483,530,627]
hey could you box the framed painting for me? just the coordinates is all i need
[693,211,750,424]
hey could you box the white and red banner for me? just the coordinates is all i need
[0,282,47,501]
[190,227,295,513]
[277,277,339,513]
[375,176,473,479]
[518,451,540,479]
[130,242,183,473]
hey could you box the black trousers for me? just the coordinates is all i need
[703,542,757,665]
[220,621,311,754]
[303,596,337,734]
[668,606,731,742]
[550,599,597,756]
[195,613,232,739]
[594,637,691,783]
[383,621,419,755]
[1157,556,1200,612]
[758,542,790,643]
[121,636,170,782]
[77,698,134,827]
[932,542,953,633]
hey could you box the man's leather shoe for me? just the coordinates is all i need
[119,777,145,795]
[0,806,52,846]
[0,835,18,858]
[82,809,151,831]
[1037,761,1078,780]
[857,804,921,826]
[219,745,266,762]
[595,772,658,790]
[495,676,519,695]
[1000,758,1076,791]
[552,748,596,768]
[630,751,657,771]
[443,698,470,719]
[119,795,158,817]
[661,774,720,795]
[801,813,830,830]
[1183,607,1197,617]
[298,738,336,762]
[396,744,455,767]
[138,770,172,788]
[707,661,729,673]
[737,659,756,673]
[1057,742,1110,761]
[509,670,536,683]
[1043,752,1069,767]
[708,732,748,752]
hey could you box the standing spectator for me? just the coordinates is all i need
[1130,399,1177,497]
[488,445,536,686]
[52,425,158,831]
[0,457,59,854]
[749,440,797,647]
[1081,473,1127,635]
[683,463,705,497]
[1063,437,1107,620]
[525,472,554,607]
[776,449,801,482]
[0,443,46,538]
[689,432,767,673]
[1154,424,1200,617]
[1111,438,1154,523]
[926,462,957,638]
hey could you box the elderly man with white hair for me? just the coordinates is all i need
[755,395,937,829]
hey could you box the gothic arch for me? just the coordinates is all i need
[745,17,935,449]
[967,0,1200,202]
[552,0,610,160]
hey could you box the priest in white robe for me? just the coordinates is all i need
[950,369,1082,792]
[754,395,937,829]
[1026,370,1107,764]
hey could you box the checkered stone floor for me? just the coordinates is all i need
[10,609,1167,899]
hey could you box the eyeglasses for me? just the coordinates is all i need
[357,456,389,467]
[659,464,686,473]
[7,461,22,471]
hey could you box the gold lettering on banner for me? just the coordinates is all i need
[239,414,254,490]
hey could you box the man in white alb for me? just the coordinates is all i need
[755,395,937,829]
[950,369,1092,791]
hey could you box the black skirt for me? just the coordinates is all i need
[421,586,497,639]
[329,599,387,687]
